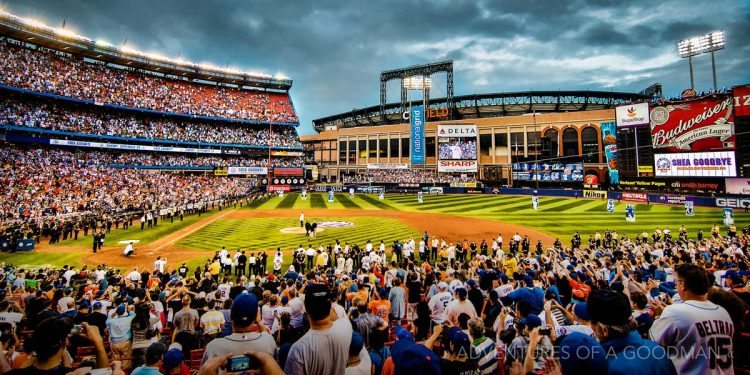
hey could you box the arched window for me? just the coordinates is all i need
[581,127,599,163]
[562,128,579,157]
[543,128,559,159]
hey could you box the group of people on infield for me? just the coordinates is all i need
[0,220,746,375]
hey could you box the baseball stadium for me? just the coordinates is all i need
[0,4,749,375]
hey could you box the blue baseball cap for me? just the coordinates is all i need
[231,292,259,327]
[559,332,608,375]
[394,343,440,375]
[395,325,413,341]
[574,303,592,321]
[520,314,542,329]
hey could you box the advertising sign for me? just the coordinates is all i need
[438,160,478,173]
[267,185,290,193]
[638,166,654,173]
[621,192,649,203]
[616,103,650,128]
[274,168,304,176]
[410,105,425,165]
[601,121,619,184]
[685,201,694,216]
[726,178,750,195]
[723,208,734,226]
[607,199,615,213]
[367,163,409,170]
[49,138,223,154]
[650,95,735,152]
[654,152,736,177]
[732,84,750,118]
[512,162,583,182]
[625,205,636,222]
[227,166,268,175]
[583,190,607,199]
[532,196,539,210]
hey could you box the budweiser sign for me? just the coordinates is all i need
[650,95,735,152]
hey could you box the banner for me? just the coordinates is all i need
[654,151,736,177]
[213,168,228,176]
[616,103,650,128]
[723,208,734,226]
[734,84,750,118]
[49,138,222,154]
[438,160,478,173]
[625,205,636,222]
[638,166,654,173]
[367,163,409,170]
[512,162,583,182]
[410,105,425,165]
[583,190,607,199]
[607,199,615,213]
[349,188,354,198]
[601,121,619,184]
[531,196,539,210]
[378,191,384,200]
[315,184,344,192]
[685,201,694,216]
[328,190,335,202]
[621,192,648,203]
[418,191,424,204]
[271,150,304,157]
[650,95,735,152]
[449,182,478,188]
[227,166,268,175]
[726,178,750,195]
[301,189,307,200]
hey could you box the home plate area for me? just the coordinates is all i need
[279,221,355,234]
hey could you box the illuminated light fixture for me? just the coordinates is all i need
[677,30,725,90]
[403,76,432,90]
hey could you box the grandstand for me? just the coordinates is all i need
[0,11,304,230]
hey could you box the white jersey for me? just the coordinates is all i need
[217,284,231,301]
[650,300,734,375]
[428,291,453,323]
[494,284,515,298]
[450,144,462,159]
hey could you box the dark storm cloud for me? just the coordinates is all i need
[1,0,747,134]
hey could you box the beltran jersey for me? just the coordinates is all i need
[649,300,734,375]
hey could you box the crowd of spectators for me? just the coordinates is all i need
[0,145,260,225]
[0,223,748,375]
[0,41,298,123]
[438,139,477,160]
[0,95,302,147]
[343,169,477,184]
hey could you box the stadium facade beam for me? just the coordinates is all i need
[379,61,454,124]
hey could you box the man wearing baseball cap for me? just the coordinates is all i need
[285,284,365,375]
[587,289,675,374]
[427,282,452,327]
[201,292,276,368]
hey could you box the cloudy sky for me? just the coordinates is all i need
[3,0,748,134]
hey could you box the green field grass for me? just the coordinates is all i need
[6,192,749,270]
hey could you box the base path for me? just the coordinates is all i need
[36,208,555,269]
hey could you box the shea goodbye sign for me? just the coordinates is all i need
[650,95,735,152]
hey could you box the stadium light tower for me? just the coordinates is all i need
[678,30,725,91]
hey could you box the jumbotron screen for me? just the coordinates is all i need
[437,125,478,160]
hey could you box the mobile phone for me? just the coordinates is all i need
[539,328,551,336]
[71,324,85,335]
[228,355,257,372]
[90,368,112,375]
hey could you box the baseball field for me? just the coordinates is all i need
[3,193,747,272]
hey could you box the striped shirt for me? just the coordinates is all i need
[472,336,498,375]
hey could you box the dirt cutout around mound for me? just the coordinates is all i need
[35,208,555,269]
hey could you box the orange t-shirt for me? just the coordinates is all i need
[369,300,391,322]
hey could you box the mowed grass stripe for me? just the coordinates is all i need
[420,196,524,211]
[275,193,298,209]
[335,194,363,209]
[540,199,593,212]
[310,194,327,208]
[360,194,400,210]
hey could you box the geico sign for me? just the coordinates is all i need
[402,107,449,120]
[715,198,750,208]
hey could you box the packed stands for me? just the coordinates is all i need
[0,94,302,147]
[0,145,259,224]
[0,41,298,123]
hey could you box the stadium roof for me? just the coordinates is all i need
[0,10,293,92]
[313,90,649,132]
